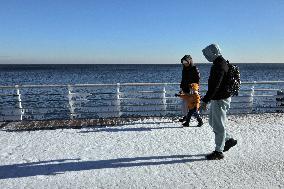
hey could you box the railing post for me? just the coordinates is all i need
[15,85,24,121]
[68,85,75,119]
[116,83,121,117]
[276,90,284,113]
[162,84,167,115]
[249,82,256,112]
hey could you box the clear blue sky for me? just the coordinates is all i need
[0,0,284,64]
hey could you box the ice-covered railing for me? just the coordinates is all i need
[0,81,284,121]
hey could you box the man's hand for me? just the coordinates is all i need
[200,101,208,111]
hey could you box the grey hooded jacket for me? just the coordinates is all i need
[202,45,231,103]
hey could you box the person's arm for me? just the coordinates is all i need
[180,68,185,91]
[192,94,199,107]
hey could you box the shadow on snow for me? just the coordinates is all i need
[0,154,206,179]
[79,125,182,133]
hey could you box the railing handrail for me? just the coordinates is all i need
[1,81,284,121]
[1,80,284,89]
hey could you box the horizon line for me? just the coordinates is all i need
[0,62,284,65]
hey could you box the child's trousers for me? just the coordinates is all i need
[209,97,232,152]
[186,107,201,122]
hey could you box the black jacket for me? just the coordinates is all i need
[180,65,200,93]
[202,56,231,103]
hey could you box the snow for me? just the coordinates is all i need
[0,113,283,189]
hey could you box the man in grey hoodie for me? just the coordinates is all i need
[201,44,237,160]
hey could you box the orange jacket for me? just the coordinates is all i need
[180,93,200,109]
[179,83,200,109]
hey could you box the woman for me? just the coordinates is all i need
[179,55,200,122]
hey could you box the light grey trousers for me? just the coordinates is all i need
[181,99,188,116]
[209,97,232,152]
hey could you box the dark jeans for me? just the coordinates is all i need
[186,107,202,123]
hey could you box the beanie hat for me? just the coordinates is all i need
[181,55,192,63]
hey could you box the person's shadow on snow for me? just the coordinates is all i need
[0,154,206,179]
[79,125,181,133]
[77,120,184,133]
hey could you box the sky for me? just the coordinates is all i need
[0,0,284,64]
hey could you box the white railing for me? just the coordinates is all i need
[0,81,284,121]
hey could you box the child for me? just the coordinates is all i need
[178,83,203,127]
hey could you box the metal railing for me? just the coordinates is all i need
[0,81,284,121]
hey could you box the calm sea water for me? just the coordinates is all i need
[0,63,284,86]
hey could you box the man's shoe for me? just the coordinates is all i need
[223,138,237,152]
[206,151,224,160]
[182,121,189,127]
[179,116,186,122]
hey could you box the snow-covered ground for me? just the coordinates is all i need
[0,113,283,189]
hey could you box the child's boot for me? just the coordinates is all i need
[182,121,189,127]
[179,116,186,122]
[197,118,203,127]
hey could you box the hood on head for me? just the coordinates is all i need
[202,44,221,62]
[190,83,199,91]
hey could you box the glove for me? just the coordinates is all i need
[175,89,183,97]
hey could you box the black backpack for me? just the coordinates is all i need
[226,60,241,96]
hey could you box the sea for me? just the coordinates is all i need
[0,63,284,86]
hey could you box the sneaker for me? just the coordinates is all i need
[223,138,237,152]
[182,121,189,127]
[206,151,224,160]
[179,116,186,122]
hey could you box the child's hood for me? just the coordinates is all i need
[190,83,199,91]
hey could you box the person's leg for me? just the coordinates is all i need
[179,99,188,122]
[192,107,203,126]
[210,98,231,152]
[181,99,188,116]
[222,98,232,142]
[209,102,213,127]
[182,108,194,127]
